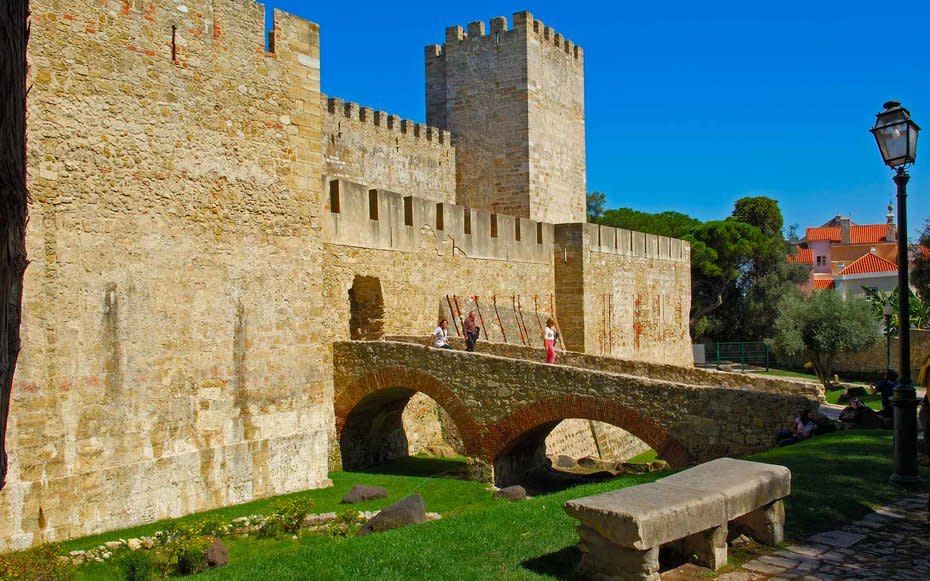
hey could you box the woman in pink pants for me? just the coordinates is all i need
[544,318,557,364]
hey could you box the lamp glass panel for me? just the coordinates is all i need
[908,122,919,160]
[876,121,909,165]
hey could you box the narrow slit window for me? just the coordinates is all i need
[368,190,379,220]
[436,203,444,230]
[536,223,543,244]
[329,181,340,213]
[464,211,472,235]
[171,25,177,62]
[404,197,413,226]
[515,220,521,241]
[490,214,498,238]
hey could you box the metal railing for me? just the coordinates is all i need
[715,341,769,371]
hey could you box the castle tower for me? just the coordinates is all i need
[426,11,586,224]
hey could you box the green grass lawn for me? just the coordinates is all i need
[59,430,926,581]
[755,368,820,381]
[824,387,884,411]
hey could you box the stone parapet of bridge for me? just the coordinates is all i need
[333,341,821,485]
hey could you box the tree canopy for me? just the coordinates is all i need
[910,219,930,303]
[586,191,605,223]
[593,195,808,341]
[770,291,880,387]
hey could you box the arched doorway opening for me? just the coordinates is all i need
[348,275,384,340]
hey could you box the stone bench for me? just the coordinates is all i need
[563,458,790,580]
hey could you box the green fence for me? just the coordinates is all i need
[715,342,769,371]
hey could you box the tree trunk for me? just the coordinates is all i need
[0,0,30,491]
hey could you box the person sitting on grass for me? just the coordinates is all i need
[774,410,816,447]
[871,369,898,418]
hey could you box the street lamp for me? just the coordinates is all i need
[871,100,920,484]
[883,302,894,371]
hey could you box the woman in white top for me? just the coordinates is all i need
[432,319,451,349]
[544,318,557,363]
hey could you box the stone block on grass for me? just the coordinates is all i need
[342,484,389,504]
[356,495,426,537]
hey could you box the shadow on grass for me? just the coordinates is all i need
[353,455,470,479]
[522,545,581,580]
[746,429,928,540]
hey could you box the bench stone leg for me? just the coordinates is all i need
[678,523,728,570]
[733,499,785,545]
[576,525,660,581]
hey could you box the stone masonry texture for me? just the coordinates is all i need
[4,0,329,551]
[333,341,821,483]
[4,2,696,550]
[426,12,586,224]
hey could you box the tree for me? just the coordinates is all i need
[770,292,880,387]
[0,1,30,490]
[598,207,699,238]
[730,196,783,239]
[909,219,930,302]
[586,191,605,223]
[685,220,770,332]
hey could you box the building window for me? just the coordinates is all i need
[816,256,827,266]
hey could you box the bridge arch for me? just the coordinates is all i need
[483,395,693,486]
[335,366,482,470]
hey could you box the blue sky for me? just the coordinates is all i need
[266,0,929,235]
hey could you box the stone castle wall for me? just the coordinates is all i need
[3,0,330,551]
[322,97,455,204]
[555,223,692,365]
[426,12,586,224]
[3,2,696,550]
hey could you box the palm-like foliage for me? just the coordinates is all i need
[863,287,930,334]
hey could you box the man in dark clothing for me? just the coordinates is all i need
[463,311,480,352]
[871,369,898,418]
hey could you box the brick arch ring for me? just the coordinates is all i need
[481,394,693,467]
[334,365,483,457]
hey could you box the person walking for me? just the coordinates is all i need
[431,319,452,349]
[463,311,480,352]
[544,318,558,364]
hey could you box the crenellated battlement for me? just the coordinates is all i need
[323,95,453,146]
[428,11,582,65]
[323,178,688,266]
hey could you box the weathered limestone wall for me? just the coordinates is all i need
[525,13,586,225]
[3,0,329,551]
[322,97,455,203]
[545,420,651,463]
[555,223,693,366]
[426,12,586,224]
[831,331,930,377]
[321,182,556,343]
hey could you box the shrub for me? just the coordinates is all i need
[0,543,74,581]
[171,536,211,575]
[273,497,314,534]
[195,517,226,537]
[119,550,158,581]
[326,509,361,538]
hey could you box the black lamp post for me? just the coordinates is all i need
[871,100,920,484]
[883,302,894,371]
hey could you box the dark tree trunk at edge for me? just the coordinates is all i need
[0,0,30,491]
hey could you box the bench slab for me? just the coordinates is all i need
[563,482,727,550]
[659,458,790,520]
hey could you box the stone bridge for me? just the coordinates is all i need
[333,340,822,485]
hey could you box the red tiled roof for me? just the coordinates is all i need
[836,252,898,276]
[805,225,890,244]
[788,247,813,265]
[813,278,835,289]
